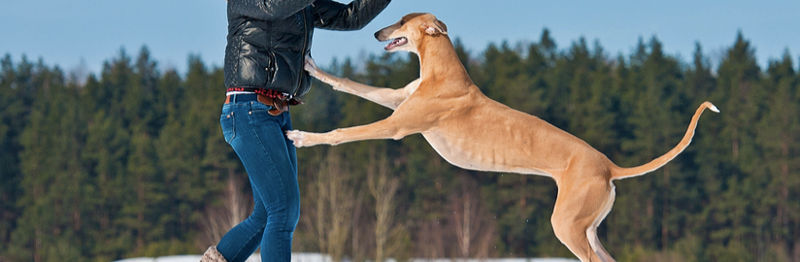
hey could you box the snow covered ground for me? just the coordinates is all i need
[114,252,324,262]
[114,254,578,262]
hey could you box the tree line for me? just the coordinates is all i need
[1,30,798,261]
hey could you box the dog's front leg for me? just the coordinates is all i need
[286,116,420,148]
[305,55,412,110]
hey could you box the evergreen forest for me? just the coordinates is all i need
[1,31,799,261]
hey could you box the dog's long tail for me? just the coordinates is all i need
[611,101,719,180]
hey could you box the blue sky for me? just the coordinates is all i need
[2,0,799,75]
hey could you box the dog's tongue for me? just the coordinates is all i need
[384,37,407,50]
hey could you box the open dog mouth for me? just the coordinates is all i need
[384,37,408,50]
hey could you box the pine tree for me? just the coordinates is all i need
[754,51,799,259]
[698,31,762,261]
[83,74,133,260]
[155,56,219,249]
[10,63,88,261]
[0,55,26,251]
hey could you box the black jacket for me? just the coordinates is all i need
[224,0,391,99]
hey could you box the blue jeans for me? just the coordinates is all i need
[217,94,300,262]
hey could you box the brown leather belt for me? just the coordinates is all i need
[224,94,288,116]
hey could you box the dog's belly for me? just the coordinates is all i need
[421,131,552,177]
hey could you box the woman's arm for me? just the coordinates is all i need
[312,0,391,30]
[229,0,315,21]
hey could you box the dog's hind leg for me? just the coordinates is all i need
[550,174,616,262]
[587,225,614,262]
[586,186,616,262]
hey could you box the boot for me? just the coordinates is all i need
[200,246,227,262]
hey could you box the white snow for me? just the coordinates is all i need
[115,254,577,262]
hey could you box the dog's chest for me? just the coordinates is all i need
[421,130,552,177]
[421,131,504,172]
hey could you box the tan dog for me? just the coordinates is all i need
[286,13,718,262]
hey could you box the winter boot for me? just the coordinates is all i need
[200,246,227,262]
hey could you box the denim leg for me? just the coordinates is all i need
[245,111,300,262]
[216,193,266,262]
[216,103,299,262]
[281,112,298,178]
[217,104,268,262]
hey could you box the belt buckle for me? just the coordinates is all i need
[269,99,288,116]
[257,95,287,116]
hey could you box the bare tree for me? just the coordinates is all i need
[417,218,446,258]
[306,149,356,262]
[350,193,368,262]
[367,153,400,262]
[199,172,251,248]
[794,242,800,262]
[448,176,497,258]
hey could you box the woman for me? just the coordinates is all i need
[202,0,391,261]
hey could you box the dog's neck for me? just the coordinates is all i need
[416,35,470,83]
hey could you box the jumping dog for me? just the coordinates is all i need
[287,13,718,262]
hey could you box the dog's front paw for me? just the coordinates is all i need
[304,55,342,88]
[304,55,320,77]
[286,130,313,148]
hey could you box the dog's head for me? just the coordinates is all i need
[374,13,448,53]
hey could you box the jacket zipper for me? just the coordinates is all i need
[294,9,309,98]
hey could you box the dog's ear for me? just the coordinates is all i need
[423,19,448,36]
